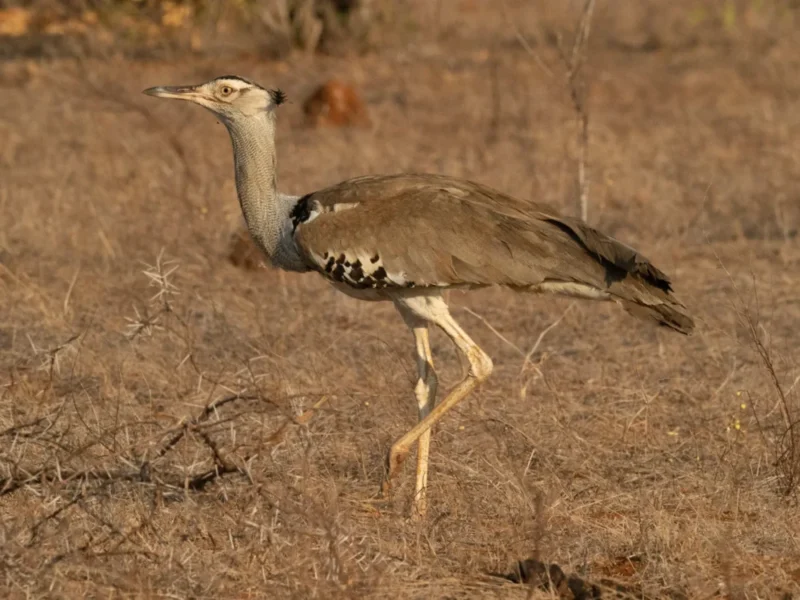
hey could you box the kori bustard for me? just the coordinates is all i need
[144,75,694,517]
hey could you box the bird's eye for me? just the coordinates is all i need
[220,86,233,96]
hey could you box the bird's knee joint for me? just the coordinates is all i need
[469,349,493,382]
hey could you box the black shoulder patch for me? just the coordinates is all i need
[290,194,314,233]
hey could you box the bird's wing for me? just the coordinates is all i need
[291,173,662,291]
[292,174,531,289]
[292,173,693,334]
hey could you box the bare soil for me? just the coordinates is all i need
[1,1,799,598]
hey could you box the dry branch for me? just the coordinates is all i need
[557,0,596,223]
[503,0,596,222]
[0,391,329,500]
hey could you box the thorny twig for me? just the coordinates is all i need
[141,249,180,309]
[0,256,335,572]
[741,308,799,495]
[0,391,330,499]
[124,249,179,340]
[45,484,163,566]
[713,252,799,496]
[138,392,258,479]
[26,333,82,381]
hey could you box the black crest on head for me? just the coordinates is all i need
[269,89,287,106]
[217,75,257,86]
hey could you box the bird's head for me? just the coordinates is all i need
[142,75,286,123]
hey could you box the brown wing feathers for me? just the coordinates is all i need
[542,216,672,292]
[293,174,694,335]
[536,215,694,334]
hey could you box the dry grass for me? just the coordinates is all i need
[1,1,799,598]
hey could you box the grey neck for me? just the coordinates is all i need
[224,112,304,271]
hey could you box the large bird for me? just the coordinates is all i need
[143,75,694,517]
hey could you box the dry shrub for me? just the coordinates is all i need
[733,281,800,498]
[0,0,392,59]
[0,249,359,597]
[259,0,390,55]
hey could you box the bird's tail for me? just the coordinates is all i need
[615,293,695,335]
[541,215,696,336]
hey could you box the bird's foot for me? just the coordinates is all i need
[411,496,427,521]
[380,444,410,498]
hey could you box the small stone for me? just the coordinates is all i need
[227,225,262,271]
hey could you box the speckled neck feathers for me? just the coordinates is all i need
[223,112,306,271]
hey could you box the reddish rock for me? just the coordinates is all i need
[227,226,262,271]
[303,79,370,128]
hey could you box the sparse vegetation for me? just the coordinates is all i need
[0,1,799,598]
[0,0,391,58]
[734,278,800,498]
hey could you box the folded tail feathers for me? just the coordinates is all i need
[619,297,695,335]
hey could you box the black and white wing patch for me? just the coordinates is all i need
[290,196,415,289]
[308,249,417,289]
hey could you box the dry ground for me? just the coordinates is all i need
[1,1,799,598]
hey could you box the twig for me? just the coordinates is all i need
[713,251,798,495]
[568,0,597,82]
[503,0,595,221]
[62,267,80,316]
[0,408,62,438]
[460,306,525,357]
[520,303,574,375]
[138,392,257,478]
[498,0,554,78]
[554,0,596,222]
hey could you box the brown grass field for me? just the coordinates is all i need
[1,1,799,598]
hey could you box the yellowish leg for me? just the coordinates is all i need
[397,306,439,518]
[386,294,493,517]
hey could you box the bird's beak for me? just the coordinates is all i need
[142,85,203,102]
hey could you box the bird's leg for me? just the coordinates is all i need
[384,295,493,516]
[394,305,439,518]
[411,326,437,518]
